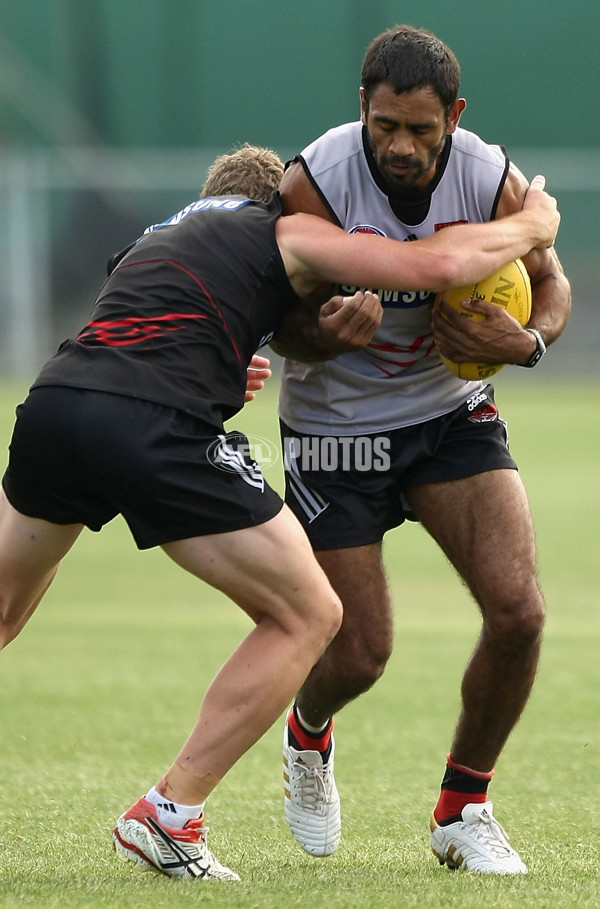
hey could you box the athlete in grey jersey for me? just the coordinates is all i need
[274,24,571,874]
[279,120,509,434]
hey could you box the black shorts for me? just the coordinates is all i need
[2,386,283,549]
[280,385,516,550]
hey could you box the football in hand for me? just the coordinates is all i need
[434,258,532,380]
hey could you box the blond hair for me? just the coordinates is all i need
[201,143,284,202]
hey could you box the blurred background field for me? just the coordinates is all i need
[1,1,599,904]
[0,0,599,378]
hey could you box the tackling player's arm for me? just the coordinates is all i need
[433,164,571,368]
[271,161,380,361]
[277,179,559,316]
[275,163,563,364]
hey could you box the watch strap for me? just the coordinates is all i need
[520,328,546,368]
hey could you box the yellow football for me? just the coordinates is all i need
[434,258,532,380]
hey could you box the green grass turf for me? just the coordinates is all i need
[0,376,598,907]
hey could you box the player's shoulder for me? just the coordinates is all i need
[451,127,507,168]
[301,121,364,172]
[303,120,362,149]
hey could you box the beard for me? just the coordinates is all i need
[370,134,447,194]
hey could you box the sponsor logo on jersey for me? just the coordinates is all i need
[466,391,498,423]
[344,225,433,308]
[143,197,250,235]
[434,219,469,231]
[340,284,435,310]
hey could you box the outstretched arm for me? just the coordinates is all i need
[274,167,560,362]
[277,174,559,302]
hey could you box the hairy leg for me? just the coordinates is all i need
[160,504,342,801]
[408,469,544,771]
[294,542,394,728]
[0,488,83,649]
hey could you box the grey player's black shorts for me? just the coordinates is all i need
[2,386,283,549]
[280,385,516,551]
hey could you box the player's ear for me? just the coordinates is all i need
[359,87,368,123]
[446,98,466,134]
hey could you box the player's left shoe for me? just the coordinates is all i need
[112,797,240,881]
[430,801,527,874]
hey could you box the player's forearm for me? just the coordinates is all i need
[436,211,558,290]
[527,269,572,346]
[499,270,571,367]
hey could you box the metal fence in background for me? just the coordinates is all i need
[1,145,598,379]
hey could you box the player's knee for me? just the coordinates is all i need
[311,591,343,650]
[333,633,392,697]
[283,580,343,655]
[484,587,545,646]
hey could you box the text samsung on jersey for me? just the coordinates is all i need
[340,285,434,309]
[144,197,250,235]
[344,225,434,308]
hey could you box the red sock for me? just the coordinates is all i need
[287,706,333,753]
[434,754,494,823]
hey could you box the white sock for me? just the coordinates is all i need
[145,786,204,829]
[295,706,331,735]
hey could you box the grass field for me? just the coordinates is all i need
[0,376,598,908]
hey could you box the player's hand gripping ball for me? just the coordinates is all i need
[434,258,532,380]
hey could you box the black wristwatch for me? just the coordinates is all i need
[519,328,546,368]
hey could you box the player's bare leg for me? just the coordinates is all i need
[408,469,543,771]
[0,488,83,649]
[113,504,342,879]
[408,468,541,873]
[295,543,395,726]
[283,543,394,855]
[160,504,343,785]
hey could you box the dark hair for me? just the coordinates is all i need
[361,24,460,114]
[201,143,284,202]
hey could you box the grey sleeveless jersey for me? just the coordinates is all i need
[278,121,509,435]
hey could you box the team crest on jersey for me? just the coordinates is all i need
[348,224,386,236]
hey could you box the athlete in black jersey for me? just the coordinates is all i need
[0,142,558,882]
